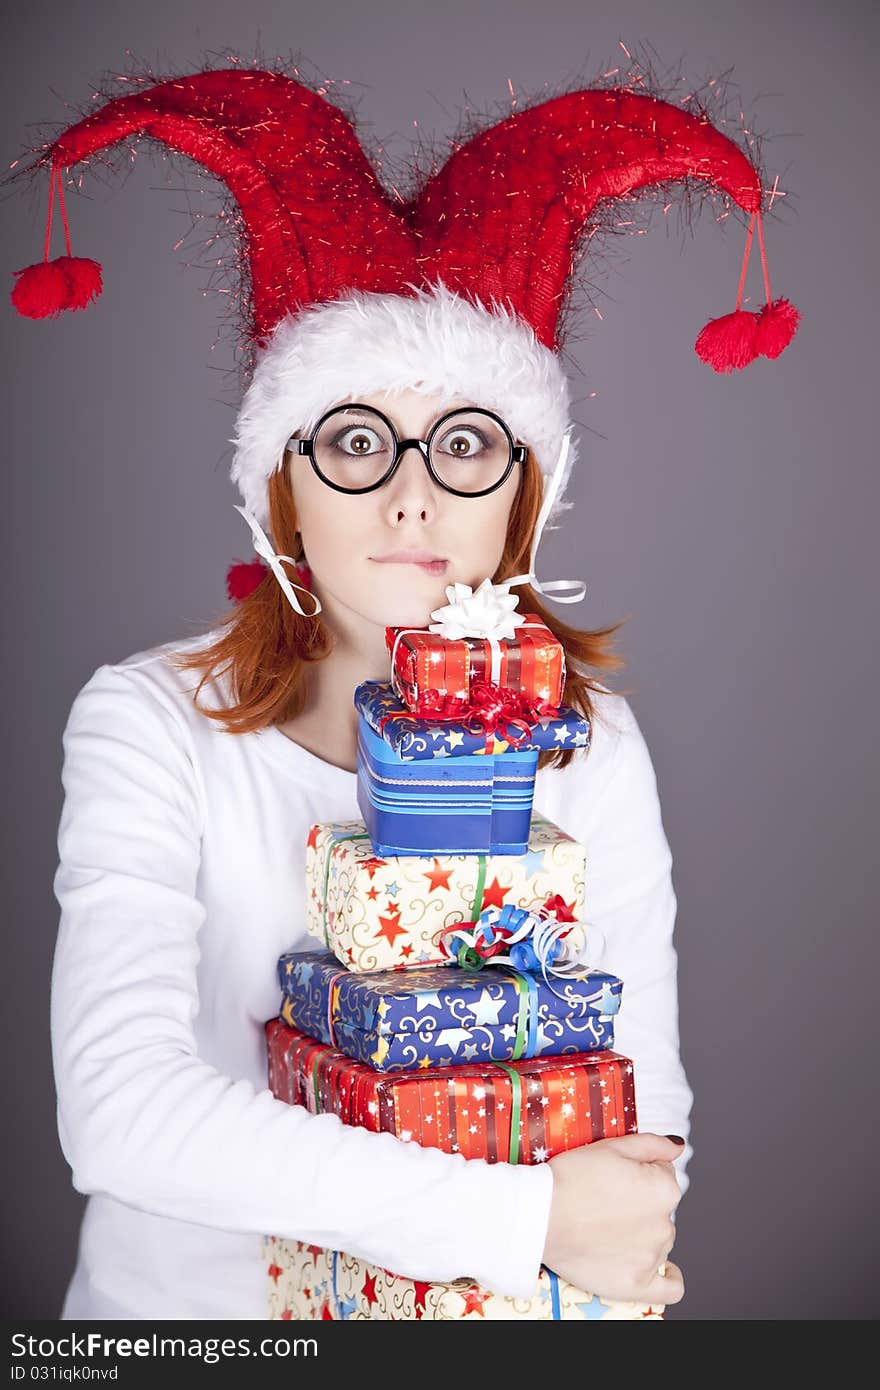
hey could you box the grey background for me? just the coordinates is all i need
[2,0,877,1321]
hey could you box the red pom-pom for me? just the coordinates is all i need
[10,255,104,318]
[755,296,801,360]
[226,559,268,603]
[59,255,103,311]
[10,259,73,319]
[695,310,761,373]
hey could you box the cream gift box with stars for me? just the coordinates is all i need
[305,816,587,973]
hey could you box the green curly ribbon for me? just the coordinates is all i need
[456,943,484,972]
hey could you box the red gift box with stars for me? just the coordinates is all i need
[266,1016,636,1162]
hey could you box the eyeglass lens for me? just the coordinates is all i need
[311,406,514,493]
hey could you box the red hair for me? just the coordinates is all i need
[170,454,630,769]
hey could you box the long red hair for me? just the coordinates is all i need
[170,454,630,769]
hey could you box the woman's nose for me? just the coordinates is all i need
[381,445,439,525]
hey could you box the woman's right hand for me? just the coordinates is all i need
[542,1133,686,1306]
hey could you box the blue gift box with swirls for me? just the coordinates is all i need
[354,680,591,762]
[277,948,622,1073]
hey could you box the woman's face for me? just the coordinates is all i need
[288,389,523,632]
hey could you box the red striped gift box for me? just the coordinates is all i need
[266,1016,636,1162]
[386,615,565,713]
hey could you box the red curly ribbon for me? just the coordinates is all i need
[439,894,578,967]
[378,680,559,752]
[541,894,577,924]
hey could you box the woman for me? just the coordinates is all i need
[51,372,689,1319]
[16,60,795,1321]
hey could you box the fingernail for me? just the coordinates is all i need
[665,1134,686,1145]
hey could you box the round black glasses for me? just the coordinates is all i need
[286,403,528,498]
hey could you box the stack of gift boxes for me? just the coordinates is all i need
[263,587,665,1320]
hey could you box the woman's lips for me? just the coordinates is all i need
[370,552,449,576]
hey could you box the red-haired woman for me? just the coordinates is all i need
[51,306,691,1318]
[23,60,792,1321]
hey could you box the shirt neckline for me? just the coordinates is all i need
[253,723,359,790]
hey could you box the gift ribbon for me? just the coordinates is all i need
[509,969,539,1061]
[469,857,488,921]
[427,578,525,643]
[547,1269,562,1319]
[460,868,584,985]
[331,1250,344,1320]
[377,681,560,753]
[425,585,507,684]
[440,899,594,1001]
[489,1060,526,1164]
[311,1051,322,1111]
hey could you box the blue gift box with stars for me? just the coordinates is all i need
[277,948,622,1073]
[354,679,591,761]
[354,682,590,858]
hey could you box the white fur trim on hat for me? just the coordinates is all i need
[229,279,575,531]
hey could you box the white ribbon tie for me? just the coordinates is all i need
[233,505,322,617]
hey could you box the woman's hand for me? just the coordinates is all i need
[542,1133,686,1306]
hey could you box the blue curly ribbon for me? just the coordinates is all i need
[444,901,590,1002]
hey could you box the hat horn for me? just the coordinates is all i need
[415,87,764,350]
[13,68,420,342]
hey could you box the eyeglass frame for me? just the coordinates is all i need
[285,402,529,498]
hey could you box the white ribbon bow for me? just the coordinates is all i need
[429,578,524,641]
[233,505,322,617]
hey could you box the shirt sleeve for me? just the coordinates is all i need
[50,661,553,1300]
[565,695,695,1198]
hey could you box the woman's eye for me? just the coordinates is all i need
[438,427,486,457]
[333,426,385,456]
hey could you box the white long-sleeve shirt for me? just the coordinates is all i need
[51,630,694,1320]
